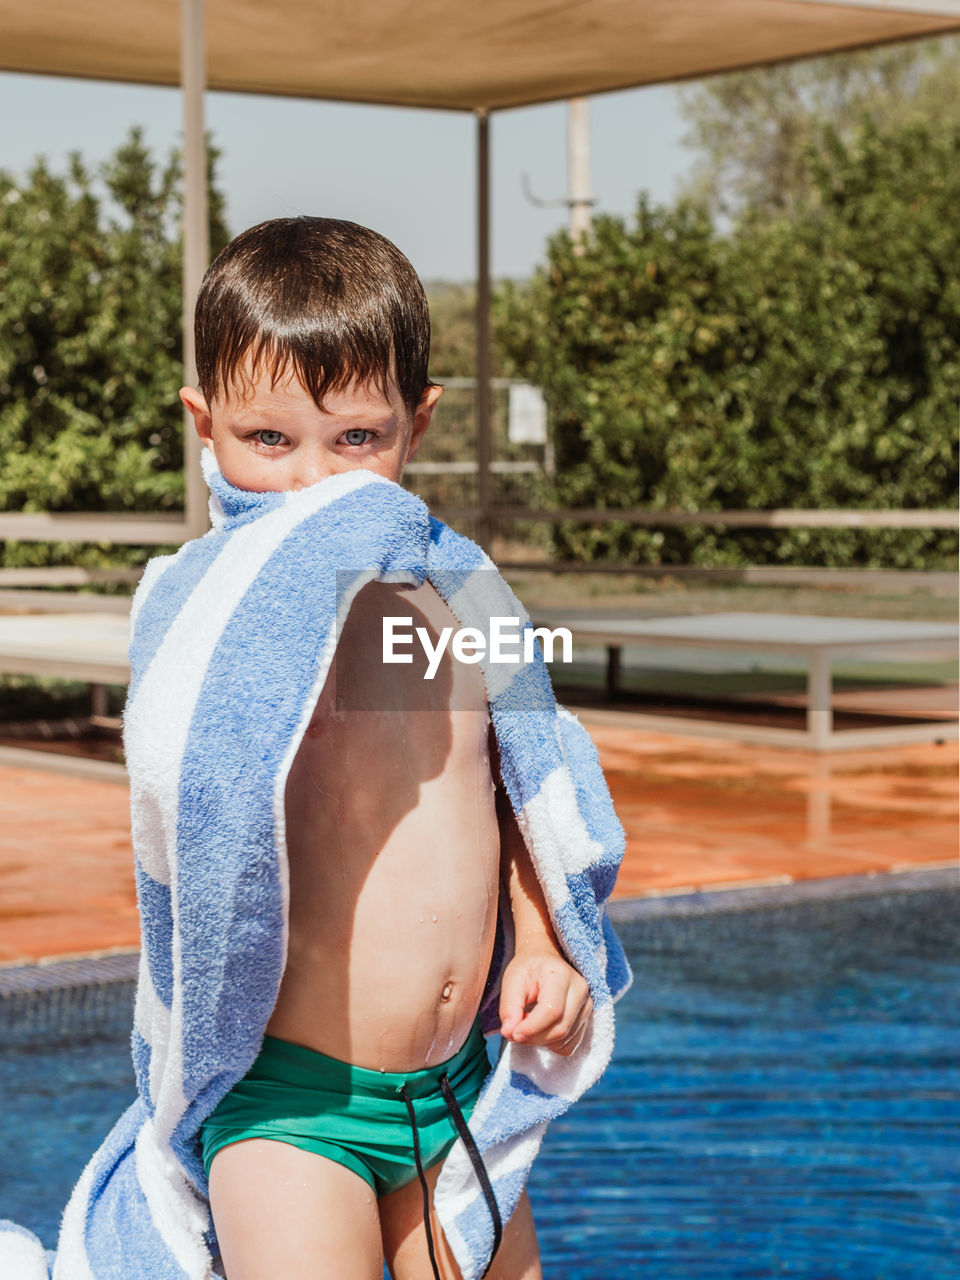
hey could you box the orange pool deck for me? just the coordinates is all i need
[0,716,956,967]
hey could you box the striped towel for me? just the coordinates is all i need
[0,451,631,1280]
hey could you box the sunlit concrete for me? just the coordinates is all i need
[0,726,955,966]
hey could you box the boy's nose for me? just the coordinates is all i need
[290,459,339,489]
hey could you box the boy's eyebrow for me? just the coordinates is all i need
[224,403,400,426]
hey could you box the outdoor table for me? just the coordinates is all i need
[0,608,131,778]
[0,611,131,686]
[0,606,955,755]
[530,610,958,750]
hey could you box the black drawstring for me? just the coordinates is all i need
[399,1072,503,1280]
[438,1074,503,1275]
[399,1083,442,1280]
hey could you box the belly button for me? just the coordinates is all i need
[440,981,454,1003]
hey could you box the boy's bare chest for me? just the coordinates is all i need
[321,579,489,717]
[283,578,498,903]
[271,582,502,1065]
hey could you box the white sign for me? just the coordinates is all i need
[508,382,547,444]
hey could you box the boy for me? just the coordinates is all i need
[177,217,601,1280]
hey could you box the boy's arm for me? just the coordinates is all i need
[490,723,592,1058]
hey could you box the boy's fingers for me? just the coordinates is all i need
[521,982,592,1053]
[550,1019,588,1057]
[511,970,572,1042]
[498,966,537,1037]
[500,960,592,1048]
[511,994,561,1042]
[550,989,592,1056]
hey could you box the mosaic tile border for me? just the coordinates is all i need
[2,866,955,994]
[607,864,957,923]
[0,949,139,998]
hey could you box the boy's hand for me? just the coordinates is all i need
[488,726,592,1056]
[498,948,592,1057]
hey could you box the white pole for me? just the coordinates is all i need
[568,97,593,247]
[181,0,210,538]
[476,110,493,553]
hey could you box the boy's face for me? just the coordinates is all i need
[180,356,441,493]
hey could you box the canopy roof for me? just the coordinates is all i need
[3,0,958,112]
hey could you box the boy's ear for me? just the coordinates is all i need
[179,386,214,448]
[406,384,443,464]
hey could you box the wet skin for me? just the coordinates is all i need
[184,359,585,1277]
[266,578,502,1070]
[179,360,591,1068]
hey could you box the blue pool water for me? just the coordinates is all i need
[1,874,957,1278]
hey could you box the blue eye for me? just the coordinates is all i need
[343,428,371,446]
[256,430,284,447]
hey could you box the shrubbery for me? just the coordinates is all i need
[496,111,959,567]
[0,129,229,568]
[1,68,957,573]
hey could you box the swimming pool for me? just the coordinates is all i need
[2,869,957,1278]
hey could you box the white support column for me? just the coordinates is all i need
[475,110,493,552]
[568,97,593,246]
[181,0,211,539]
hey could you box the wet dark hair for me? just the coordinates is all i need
[194,216,434,416]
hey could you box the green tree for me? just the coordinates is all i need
[677,32,960,221]
[0,128,229,568]
[425,280,478,377]
[496,109,959,569]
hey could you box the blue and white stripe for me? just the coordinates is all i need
[0,451,630,1280]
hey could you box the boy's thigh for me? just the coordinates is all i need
[379,1161,542,1280]
[208,1136,383,1280]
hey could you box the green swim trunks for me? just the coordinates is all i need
[199,1019,491,1198]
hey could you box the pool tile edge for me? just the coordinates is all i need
[608,863,958,921]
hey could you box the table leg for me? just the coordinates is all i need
[807,651,832,750]
[605,646,622,700]
[90,682,108,719]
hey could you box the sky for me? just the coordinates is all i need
[0,71,697,281]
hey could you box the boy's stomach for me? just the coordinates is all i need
[264,580,503,1073]
[263,821,501,1073]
